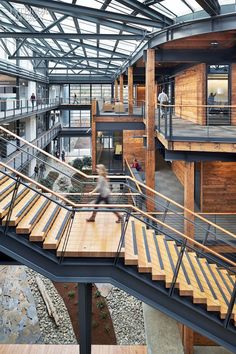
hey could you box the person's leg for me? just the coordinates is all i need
[86,195,102,221]
[104,197,122,223]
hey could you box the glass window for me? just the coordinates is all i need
[207,64,230,125]
[96,131,123,172]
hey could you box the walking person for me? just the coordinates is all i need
[158,89,169,118]
[34,164,39,180]
[39,162,46,179]
[86,164,122,223]
[73,93,78,104]
[30,93,36,109]
[61,150,65,162]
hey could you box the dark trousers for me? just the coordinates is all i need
[90,194,120,219]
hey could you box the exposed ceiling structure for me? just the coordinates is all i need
[0,0,233,80]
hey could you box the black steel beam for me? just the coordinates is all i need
[0,32,146,40]
[8,0,163,27]
[195,0,221,16]
[0,231,236,352]
[49,75,113,84]
[116,0,173,25]
[165,150,236,162]
[79,283,92,354]
[9,56,126,61]
[143,48,236,63]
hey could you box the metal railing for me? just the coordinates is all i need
[97,99,145,118]
[0,98,59,122]
[156,103,236,142]
[2,124,61,171]
[0,162,236,329]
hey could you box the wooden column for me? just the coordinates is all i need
[145,49,156,211]
[184,161,195,239]
[91,99,97,173]
[115,80,118,101]
[128,67,133,114]
[183,161,194,354]
[120,75,123,103]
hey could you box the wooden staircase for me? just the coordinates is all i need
[0,174,236,329]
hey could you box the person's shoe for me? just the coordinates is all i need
[86,218,95,222]
[116,218,122,223]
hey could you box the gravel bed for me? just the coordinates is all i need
[26,268,77,344]
[106,286,146,345]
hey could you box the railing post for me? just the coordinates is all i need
[169,239,187,297]
[164,105,167,138]
[114,212,129,266]
[224,281,236,328]
[4,176,21,236]
[169,105,173,140]
[158,104,161,131]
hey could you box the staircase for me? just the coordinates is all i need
[0,127,236,350]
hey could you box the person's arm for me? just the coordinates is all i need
[88,177,100,194]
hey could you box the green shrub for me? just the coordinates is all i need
[73,158,83,171]
[96,300,105,310]
[68,290,75,299]
[94,290,101,298]
[100,311,108,320]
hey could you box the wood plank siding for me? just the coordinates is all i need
[175,64,206,125]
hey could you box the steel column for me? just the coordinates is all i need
[78,283,92,354]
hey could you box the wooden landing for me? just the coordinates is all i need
[0,345,147,354]
[57,212,123,257]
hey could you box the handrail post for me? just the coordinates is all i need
[4,176,21,236]
[224,281,236,328]
[114,212,130,266]
[169,239,187,297]
[158,104,160,131]
[169,105,173,140]
[164,105,167,138]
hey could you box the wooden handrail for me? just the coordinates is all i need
[157,102,236,109]
[124,158,142,193]
[0,161,236,268]
[1,125,235,240]
[0,162,78,208]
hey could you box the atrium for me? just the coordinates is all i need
[0,1,236,354]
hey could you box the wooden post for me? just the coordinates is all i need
[115,79,118,101]
[128,67,133,114]
[91,99,97,173]
[183,161,194,354]
[145,49,156,211]
[120,75,123,103]
[184,161,195,239]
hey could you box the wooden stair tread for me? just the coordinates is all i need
[124,219,138,265]
[30,203,61,241]
[146,230,166,281]
[2,191,39,226]
[134,220,152,272]
[0,185,28,218]
[187,253,221,311]
[16,197,50,234]
[43,208,71,249]
[0,179,15,200]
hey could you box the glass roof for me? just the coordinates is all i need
[0,0,235,77]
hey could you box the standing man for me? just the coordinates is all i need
[158,89,169,118]
[30,93,36,109]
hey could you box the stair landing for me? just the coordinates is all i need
[57,212,123,257]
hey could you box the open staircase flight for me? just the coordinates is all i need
[0,157,236,350]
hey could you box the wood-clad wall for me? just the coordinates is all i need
[123,130,145,169]
[175,64,206,125]
[231,63,236,125]
[172,161,185,186]
[201,161,236,212]
[136,86,145,106]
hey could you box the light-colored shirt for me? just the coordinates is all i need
[94,176,110,198]
[158,92,168,103]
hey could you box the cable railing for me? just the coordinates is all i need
[97,99,145,117]
[124,159,236,252]
[2,123,61,171]
[155,103,236,142]
[1,124,236,254]
[0,98,59,122]
[1,162,236,330]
